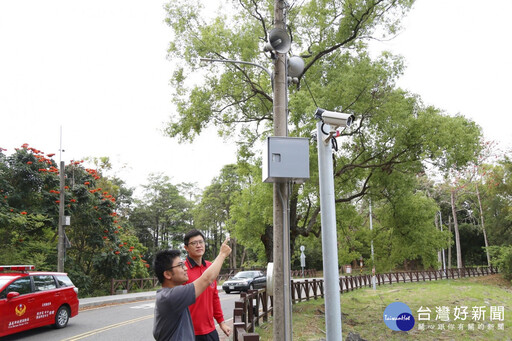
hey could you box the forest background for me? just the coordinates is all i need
[1,0,512,297]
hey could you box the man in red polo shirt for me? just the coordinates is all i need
[184,229,231,341]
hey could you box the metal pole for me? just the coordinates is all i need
[57,161,65,272]
[369,199,376,290]
[317,121,342,340]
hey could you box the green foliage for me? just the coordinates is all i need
[131,173,194,252]
[0,145,149,297]
[457,223,487,266]
[161,0,485,272]
[0,146,61,267]
[292,234,323,270]
[228,170,273,264]
[336,203,366,265]
[487,245,512,281]
[481,157,512,246]
[194,164,242,260]
[376,189,449,270]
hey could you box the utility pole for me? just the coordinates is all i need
[272,0,292,340]
[201,2,293,337]
[57,161,65,272]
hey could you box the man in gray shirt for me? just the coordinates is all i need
[153,238,231,340]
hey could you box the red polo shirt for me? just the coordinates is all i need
[185,256,225,336]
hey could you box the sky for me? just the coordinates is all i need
[372,0,512,153]
[1,0,511,196]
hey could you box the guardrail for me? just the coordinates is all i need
[233,266,499,339]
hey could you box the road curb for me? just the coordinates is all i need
[79,286,225,310]
[79,291,156,309]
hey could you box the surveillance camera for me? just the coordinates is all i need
[314,108,355,128]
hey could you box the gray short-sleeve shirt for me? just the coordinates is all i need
[153,283,196,340]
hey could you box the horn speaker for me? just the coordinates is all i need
[264,28,291,54]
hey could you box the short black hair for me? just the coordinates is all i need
[153,249,181,284]
[184,229,205,246]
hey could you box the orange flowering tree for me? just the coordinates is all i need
[63,160,149,293]
[0,144,148,296]
[0,145,61,266]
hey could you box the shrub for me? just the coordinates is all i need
[487,245,512,281]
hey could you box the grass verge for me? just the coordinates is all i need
[255,274,512,340]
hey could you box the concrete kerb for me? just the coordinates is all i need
[79,290,157,309]
[78,286,224,310]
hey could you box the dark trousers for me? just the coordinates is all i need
[195,329,220,341]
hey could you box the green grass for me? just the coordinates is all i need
[255,275,512,340]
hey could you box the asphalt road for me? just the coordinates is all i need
[3,291,239,340]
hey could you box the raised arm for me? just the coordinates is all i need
[193,237,231,298]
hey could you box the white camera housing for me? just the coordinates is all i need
[315,108,355,128]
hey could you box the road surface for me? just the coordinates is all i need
[2,291,238,340]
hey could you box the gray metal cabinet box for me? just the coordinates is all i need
[262,137,310,183]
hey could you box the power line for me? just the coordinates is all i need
[303,77,318,107]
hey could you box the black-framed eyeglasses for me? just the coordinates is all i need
[188,240,205,247]
[166,262,186,271]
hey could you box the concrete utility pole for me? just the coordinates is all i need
[57,161,65,272]
[272,0,292,340]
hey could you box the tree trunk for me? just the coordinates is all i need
[434,213,442,270]
[261,224,273,263]
[154,217,159,248]
[476,185,491,266]
[240,247,247,268]
[448,215,452,269]
[212,224,218,257]
[450,190,463,269]
[230,237,237,269]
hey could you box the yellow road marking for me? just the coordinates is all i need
[61,314,153,341]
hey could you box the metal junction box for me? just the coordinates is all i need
[262,137,310,183]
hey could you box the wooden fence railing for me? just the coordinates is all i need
[291,269,318,277]
[233,289,273,341]
[233,266,499,340]
[110,277,159,295]
[110,268,317,295]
